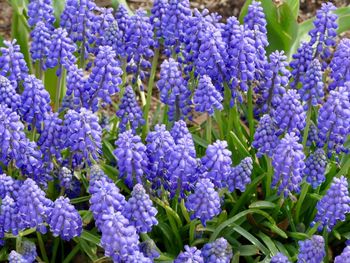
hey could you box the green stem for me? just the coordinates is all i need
[189,219,198,246]
[247,85,254,143]
[323,228,329,263]
[285,202,297,232]
[335,156,350,178]
[37,232,49,263]
[121,59,127,88]
[51,238,60,263]
[302,105,312,148]
[54,66,64,112]
[142,48,159,139]
[295,183,309,223]
[16,236,22,252]
[206,113,212,143]
[62,244,80,263]
[266,157,273,197]
[152,197,182,227]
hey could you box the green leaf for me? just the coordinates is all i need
[111,0,133,14]
[192,134,209,148]
[100,163,119,180]
[258,232,279,255]
[237,245,260,256]
[249,201,276,209]
[0,247,8,261]
[52,0,66,25]
[284,0,300,20]
[75,238,98,261]
[79,230,101,246]
[102,139,116,163]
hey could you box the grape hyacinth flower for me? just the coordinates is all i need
[37,112,63,162]
[124,184,158,233]
[272,133,305,198]
[271,253,291,263]
[186,178,221,226]
[61,108,102,167]
[88,165,113,195]
[124,251,152,263]
[0,76,21,110]
[335,246,350,263]
[317,87,350,157]
[0,174,21,199]
[244,1,268,79]
[150,0,168,42]
[86,46,122,112]
[201,238,233,263]
[59,167,73,189]
[100,211,139,262]
[146,124,175,189]
[299,59,324,109]
[255,51,289,116]
[114,4,130,58]
[125,10,154,83]
[304,149,327,189]
[161,0,191,55]
[0,40,29,89]
[201,140,232,188]
[48,197,82,240]
[307,123,319,147]
[116,86,145,133]
[252,114,279,157]
[274,90,306,136]
[8,251,26,263]
[46,28,77,75]
[114,131,148,188]
[329,38,350,90]
[290,42,313,89]
[101,20,125,58]
[0,195,21,236]
[27,0,55,27]
[193,75,223,115]
[170,120,196,158]
[168,138,198,198]
[89,179,126,230]
[313,176,350,232]
[139,240,160,260]
[308,2,338,65]
[227,157,253,192]
[66,65,88,108]
[20,75,51,130]
[19,240,37,263]
[30,21,52,70]
[17,179,53,234]
[297,235,325,263]
[157,58,191,121]
[175,245,204,263]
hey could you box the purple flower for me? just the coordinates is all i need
[19,240,37,263]
[8,251,27,263]
[313,176,350,232]
[46,28,77,75]
[290,42,313,89]
[114,4,130,58]
[329,38,350,90]
[0,195,21,236]
[58,167,73,189]
[317,87,350,157]
[175,245,204,263]
[0,174,21,199]
[48,197,82,240]
[125,10,154,83]
[61,108,102,168]
[30,21,52,66]
[168,138,198,198]
[201,140,232,188]
[304,149,327,189]
[124,251,152,263]
[20,75,51,130]
[255,51,289,116]
[100,211,140,262]
[186,178,221,226]
[60,0,97,56]
[146,124,175,189]
[114,131,148,188]
[86,46,122,112]
[271,252,291,263]
[139,240,160,260]
[226,21,256,99]
[272,133,305,198]
[299,59,324,109]
[17,178,53,234]
[116,86,145,133]
[66,65,89,108]
[0,76,21,110]
[161,0,191,54]
[37,112,63,163]
[93,7,115,53]
[201,238,233,263]
[89,179,126,230]
[274,90,306,136]
[150,0,168,43]
[88,165,113,194]
[307,122,319,147]
[0,40,29,90]
[309,2,338,66]
[157,58,191,121]
[194,75,223,115]
[228,157,253,192]
[28,0,55,27]
[335,246,350,263]
[124,184,158,233]
[170,120,196,158]
[297,235,325,263]
[101,20,124,58]
[252,114,279,158]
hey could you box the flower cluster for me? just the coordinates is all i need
[297,235,325,263]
